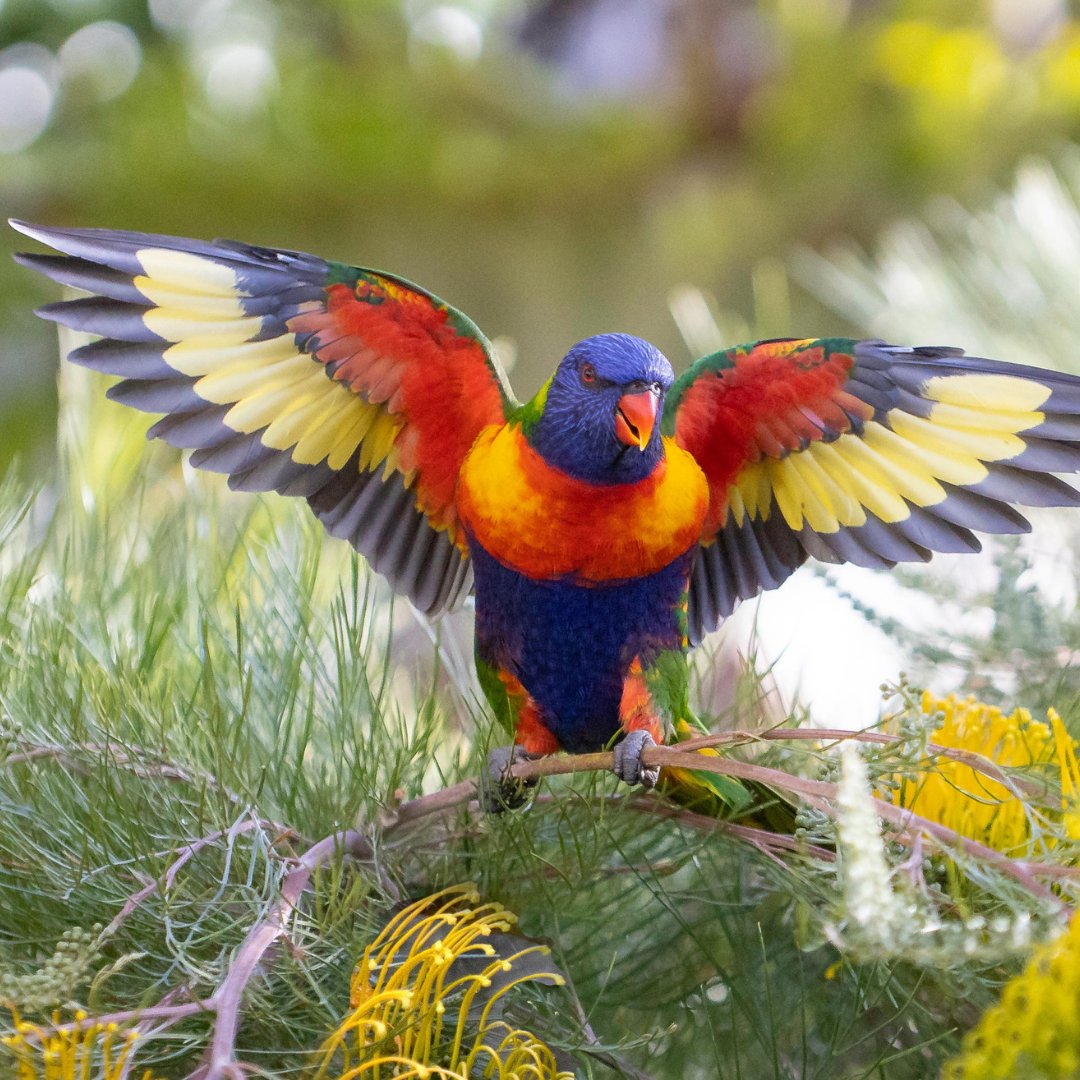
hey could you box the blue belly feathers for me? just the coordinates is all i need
[469,540,694,752]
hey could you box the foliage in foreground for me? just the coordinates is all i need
[0,367,1077,1079]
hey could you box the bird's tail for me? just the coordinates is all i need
[659,719,799,833]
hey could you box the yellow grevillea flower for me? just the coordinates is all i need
[1,1010,157,1079]
[945,912,1080,1079]
[892,691,1080,852]
[311,883,571,1080]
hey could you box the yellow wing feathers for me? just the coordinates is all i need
[726,373,1050,534]
[129,249,405,478]
[135,247,247,294]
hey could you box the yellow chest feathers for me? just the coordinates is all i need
[455,425,709,581]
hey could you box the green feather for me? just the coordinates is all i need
[475,656,516,737]
[513,376,553,439]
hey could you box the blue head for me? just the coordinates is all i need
[525,333,675,485]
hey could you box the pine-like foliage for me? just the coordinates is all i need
[7,163,1080,1077]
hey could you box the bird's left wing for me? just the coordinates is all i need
[12,220,517,614]
[663,337,1080,643]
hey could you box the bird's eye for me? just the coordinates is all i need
[581,363,597,385]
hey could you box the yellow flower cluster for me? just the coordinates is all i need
[874,20,1008,113]
[945,911,1080,1079]
[892,692,1080,853]
[1,1010,156,1079]
[311,883,571,1080]
[873,19,1080,117]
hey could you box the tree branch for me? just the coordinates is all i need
[671,726,1046,799]
[385,745,1077,911]
[5,738,248,807]
[192,829,376,1080]
[102,817,282,942]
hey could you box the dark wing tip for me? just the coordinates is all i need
[33,301,67,323]
[12,251,49,271]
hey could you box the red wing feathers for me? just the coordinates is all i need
[290,275,510,536]
[670,339,872,537]
[666,337,1080,642]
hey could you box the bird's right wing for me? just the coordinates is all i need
[13,221,517,614]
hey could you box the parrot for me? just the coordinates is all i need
[14,219,1080,811]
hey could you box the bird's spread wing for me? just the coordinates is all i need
[663,337,1080,643]
[13,220,516,614]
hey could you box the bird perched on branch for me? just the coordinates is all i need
[14,220,1080,810]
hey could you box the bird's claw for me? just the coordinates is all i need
[480,745,539,813]
[613,730,660,788]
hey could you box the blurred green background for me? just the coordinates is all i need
[6,0,1080,476]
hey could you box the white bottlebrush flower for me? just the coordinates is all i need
[835,743,903,947]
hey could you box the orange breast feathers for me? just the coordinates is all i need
[455,424,709,581]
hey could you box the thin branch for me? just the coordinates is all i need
[117,984,201,1080]
[648,748,1078,908]
[629,796,835,862]
[672,726,1045,799]
[386,779,479,828]
[381,755,611,831]
[25,1001,208,1041]
[192,829,375,1080]
[102,818,277,942]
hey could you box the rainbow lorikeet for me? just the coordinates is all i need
[14,220,1080,807]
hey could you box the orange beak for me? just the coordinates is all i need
[615,389,658,451]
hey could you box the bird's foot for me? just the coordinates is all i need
[480,745,539,813]
[613,729,660,788]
